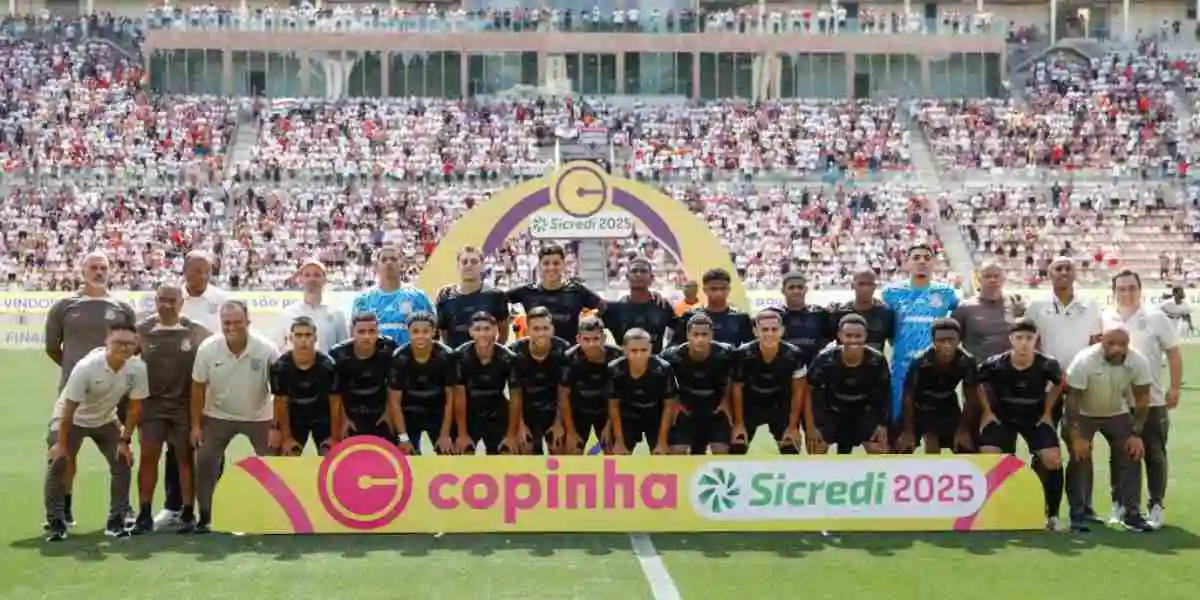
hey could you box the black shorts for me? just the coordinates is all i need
[572,409,609,443]
[289,416,332,453]
[349,412,394,443]
[523,408,558,454]
[744,406,789,445]
[619,409,663,452]
[817,409,882,449]
[467,414,508,455]
[668,409,732,451]
[403,409,447,454]
[913,407,962,449]
[980,420,1059,453]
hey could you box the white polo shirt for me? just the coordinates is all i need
[1104,305,1179,407]
[1028,293,1103,368]
[51,347,149,429]
[278,299,349,353]
[182,285,230,332]
[192,333,279,422]
[1066,344,1153,417]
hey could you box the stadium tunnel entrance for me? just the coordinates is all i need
[415,161,751,310]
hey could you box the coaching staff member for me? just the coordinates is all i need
[190,300,279,534]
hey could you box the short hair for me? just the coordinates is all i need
[701,268,732,285]
[753,309,782,326]
[351,312,379,327]
[686,313,714,332]
[107,323,137,336]
[782,272,807,287]
[538,244,566,261]
[1110,269,1142,291]
[628,257,653,271]
[457,246,483,260]
[1010,317,1038,335]
[907,243,934,257]
[470,311,497,326]
[405,311,436,328]
[839,313,868,330]
[526,306,553,323]
[931,317,961,336]
[290,316,317,333]
[221,300,249,318]
[623,328,652,345]
[578,316,605,334]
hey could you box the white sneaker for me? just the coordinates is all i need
[1046,516,1064,531]
[1108,502,1125,525]
[153,509,182,531]
[1148,505,1165,530]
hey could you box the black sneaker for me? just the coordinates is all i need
[1122,512,1155,533]
[104,516,130,539]
[1069,517,1091,533]
[176,511,196,535]
[1081,509,1105,524]
[191,519,211,535]
[63,509,75,528]
[130,514,154,536]
[44,520,68,543]
[123,509,136,529]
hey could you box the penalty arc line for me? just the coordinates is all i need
[629,534,682,600]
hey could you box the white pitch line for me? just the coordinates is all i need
[629,534,683,600]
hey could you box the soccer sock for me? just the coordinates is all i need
[1043,467,1064,518]
[729,444,749,456]
[138,502,152,519]
[63,494,73,516]
[780,445,800,455]
[181,505,195,519]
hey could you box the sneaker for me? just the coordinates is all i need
[153,509,182,531]
[1045,516,1064,531]
[104,516,130,539]
[123,508,136,528]
[1122,512,1155,533]
[130,514,154,536]
[63,508,75,528]
[44,520,68,543]
[1147,504,1165,530]
[1081,508,1104,524]
[1069,517,1091,533]
[1108,502,1126,525]
[191,519,211,535]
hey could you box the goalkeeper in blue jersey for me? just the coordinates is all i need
[351,245,435,344]
[881,243,959,450]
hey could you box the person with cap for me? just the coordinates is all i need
[601,257,678,354]
[279,259,348,353]
[1063,321,1156,533]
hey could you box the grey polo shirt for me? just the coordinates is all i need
[1065,344,1153,418]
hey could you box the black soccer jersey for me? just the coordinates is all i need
[807,346,892,416]
[454,342,518,420]
[732,341,808,410]
[508,336,572,414]
[561,344,624,414]
[388,341,458,414]
[827,300,896,353]
[674,307,754,348]
[269,351,338,414]
[977,351,1062,423]
[507,280,604,342]
[601,293,679,353]
[607,356,677,413]
[436,285,510,348]
[330,338,399,419]
[661,341,737,412]
[780,305,832,364]
[903,347,978,412]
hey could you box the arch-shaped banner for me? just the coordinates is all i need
[417,161,749,310]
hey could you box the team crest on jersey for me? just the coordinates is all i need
[181,339,193,352]
[250,359,263,371]
[929,294,944,308]
[105,307,118,321]
[398,300,413,314]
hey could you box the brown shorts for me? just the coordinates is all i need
[141,416,190,450]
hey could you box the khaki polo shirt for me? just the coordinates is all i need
[1103,306,1178,407]
[1065,344,1153,418]
[192,333,279,422]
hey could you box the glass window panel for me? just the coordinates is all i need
[984,52,1002,97]
[565,53,582,96]
[674,52,693,98]
[149,50,168,93]
[624,52,641,94]
[827,53,847,98]
[716,53,734,98]
[468,54,486,96]
[521,52,538,87]
[443,52,463,98]
[929,56,950,97]
[779,54,796,98]
[599,54,616,95]
[699,53,717,101]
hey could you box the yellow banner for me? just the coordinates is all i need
[213,437,1044,534]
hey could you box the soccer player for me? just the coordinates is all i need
[452,312,518,454]
[329,313,400,444]
[608,329,678,455]
[661,314,737,455]
[191,301,279,534]
[351,245,435,344]
[507,307,571,454]
[1158,283,1193,338]
[776,272,831,364]
[507,244,605,343]
[44,325,148,542]
[976,318,1066,531]
[389,312,458,455]
[601,257,678,353]
[270,317,339,456]
[674,268,754,347]
[882,244,958,449]
[559,316,623,454]
[1104,270,1181,528]
[436,246,510,348]
[827,268,895,354]
[279,260,348,353]
[804,315,891,455]
[44,250,137,528]
[131,284,210,535]
[1064,324,1155,533]
[897,318,979,454]
[730,310,808,455]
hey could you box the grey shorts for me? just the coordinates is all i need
[141,416,190,450]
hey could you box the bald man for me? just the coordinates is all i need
[43,251,137,529]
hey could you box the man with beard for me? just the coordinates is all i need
[673,268,754,348]
[329,313,400,446]
[507,244,605,343]
[731,310,808,455]
[774,272,831,366]
[436,246,510,348]
[662,314,737,454]
[271,317,339,457]
[804,315,892,456]
[279,260,348,353]
[827,268,894,354]
[558,317,623,454]
[608,329,678,455]
[389,312,458,455]
[602,258,678,353]
[452,312,518,455]
[507,307,572,454]
[352,245,435,344]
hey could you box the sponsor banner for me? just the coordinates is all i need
[528,210,635,239]
[213,437,1043,535]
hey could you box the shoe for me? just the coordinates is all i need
[1122,512,1155,533]
[44,520,68,542]
[64,509,75,528]
[1069,517,1091,533]
[153,509,182,531]
[1147,504,1165,530]
[130,514,154,536]
[1081,508,1104,524]
[104,516,130,539]
[1045,516,1064,531]
[1108,502,1125,525]
[123,509,136,528]
[192,519,211,535]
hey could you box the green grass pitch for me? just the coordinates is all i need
[1,348,1199,600]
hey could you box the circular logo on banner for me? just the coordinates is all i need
[552,163,609,218]
[317,436,414,530]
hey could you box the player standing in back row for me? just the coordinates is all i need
[507,244,605,343]
[827,268,895,354]
[601,258,678,353]
[673,268,754,347]
[351,245,435,344]
[882,244,958,450]
[436,246,510,348]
